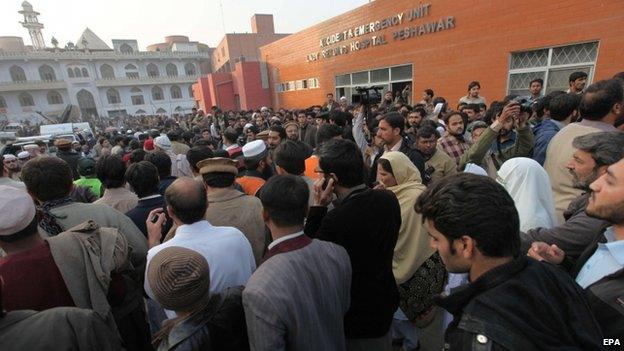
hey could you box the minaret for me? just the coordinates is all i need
[19,1,46,50]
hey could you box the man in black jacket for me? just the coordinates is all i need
[416,173,603,350]
[370,112,429,185]
[55,138,82,180]
[124,161,172,239]
[530,157,624,339]
[305,139,400,350]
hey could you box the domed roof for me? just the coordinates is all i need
[21,1,33,11]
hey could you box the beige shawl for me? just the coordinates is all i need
[381,151,435,284]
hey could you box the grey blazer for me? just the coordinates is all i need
[243,239,352,351]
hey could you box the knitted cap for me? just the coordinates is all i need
[148,246,210,311]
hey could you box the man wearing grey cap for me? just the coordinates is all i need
[149,246,248,350]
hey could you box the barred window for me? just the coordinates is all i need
[507,42,598,96]
[47,91,63,105]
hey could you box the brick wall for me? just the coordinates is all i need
[260,0,624,109]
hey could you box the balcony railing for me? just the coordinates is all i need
[94,74,201,87]
[0,79,67,92]
[0,50,211,60]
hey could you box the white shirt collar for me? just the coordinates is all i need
[176,220,213,237]
[385,138,402,152]
[267,230,304,250]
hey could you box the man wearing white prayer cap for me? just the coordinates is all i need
[236,140,271,196]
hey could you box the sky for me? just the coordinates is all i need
[0,0,369,49]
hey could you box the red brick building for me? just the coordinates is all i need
[260,0,624,109]
[192,14,287,111]
[192,61,271,111]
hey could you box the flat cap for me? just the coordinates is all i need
[54,138,72,147]
[0,185,36,236]
[284,122,298,130]
[256,130,269,141]
[197,157,238,175]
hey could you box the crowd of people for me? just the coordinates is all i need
[0,70,623,350]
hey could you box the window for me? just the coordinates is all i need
[275,77,319,93]
[184,63,196,76]
[155,108,166,114]
[135,109,146,115]
[67,68,74,78]
[151,86,164,100]
[166,63,178,77]
[308,78,319,89]
[170,85,182,99]
[81,68,89,77]
[100,64,115,79]
[370,68,389,83]
[74,68,81,78]
[10,66,27,82]
[120,43,133,53]
[333,65,412,100]
[106,88,121,104]
[19,92,34,107]
[188,86,194,99]
[47,91,63,105]
[39,65,56,81]
[507,41,598,96]
[352,71,369,85]
[390,65,412,81]
[147,63,159,77]
[130,87,144,105]
[124,64,139,79]
[335,74,350,86]
[0,96,6,108]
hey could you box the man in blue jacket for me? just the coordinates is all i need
[533,93,580,165]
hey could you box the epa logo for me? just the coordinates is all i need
[603,339,621,346]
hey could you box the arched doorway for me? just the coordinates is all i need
[76,89,98,118]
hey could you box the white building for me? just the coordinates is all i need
[0,2,212,122]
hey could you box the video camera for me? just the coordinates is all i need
[511,97,534,114]
[354,86,383,106]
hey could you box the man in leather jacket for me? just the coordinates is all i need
[415,174,603,350]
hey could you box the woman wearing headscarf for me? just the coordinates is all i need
[377,152,446,348]
[497,157,557,232]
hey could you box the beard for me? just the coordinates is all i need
[569,168,599,190]
[499,128,511,137]
[587,193,624,224]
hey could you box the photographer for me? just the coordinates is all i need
[458,99,534,177]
